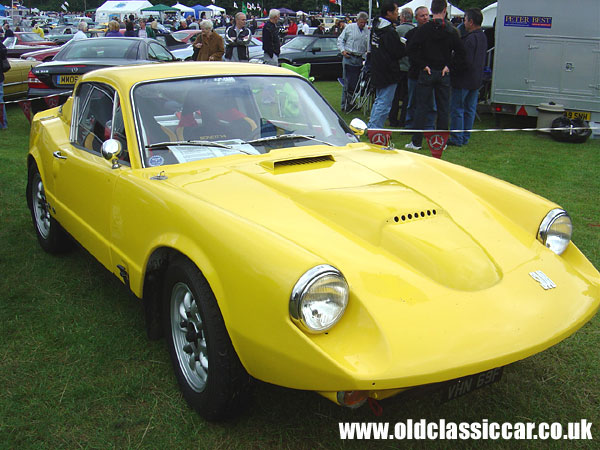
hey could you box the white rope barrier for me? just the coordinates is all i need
[2,91,598,134]
[373,126,599,133]
[1,91,72,105]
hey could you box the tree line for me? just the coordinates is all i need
[24,0,495,16]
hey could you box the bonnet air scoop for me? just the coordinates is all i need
[260,155,335,173]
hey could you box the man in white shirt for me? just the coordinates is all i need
[300,19,310,35]
[337,11,368,111]
[138,19,147,38]
[72,21,88,40]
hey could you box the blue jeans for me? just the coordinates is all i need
[411,69,450,147]
[0,82,6,129]
[406,77,436,130]
[367,83,397,129]
[449,88,478,145]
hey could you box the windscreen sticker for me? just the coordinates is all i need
[148,155,165,167]
[504,15,552,28]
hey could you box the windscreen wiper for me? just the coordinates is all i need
[247,134,333,146]
[145,140,232,150]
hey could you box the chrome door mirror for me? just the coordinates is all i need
[349,118,367,136]
[101,139,122,169]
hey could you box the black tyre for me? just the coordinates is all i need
[569,118,592,143]
[28,166,71,253]
[550,117,591,143]
[550,116,572,142]
[163,256,251,420]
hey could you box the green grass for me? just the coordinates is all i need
[0,83,599,448]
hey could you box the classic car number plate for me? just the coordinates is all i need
[57,74,80,85]
[565,110,591,121]
[442,367,503,402]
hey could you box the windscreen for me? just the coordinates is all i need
[133,75,357,167]
[56,38,140,60]
[281,36,313,51]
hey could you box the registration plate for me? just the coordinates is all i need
[57,74,80,85]
[442,367,503,402]
[565,110,591,121]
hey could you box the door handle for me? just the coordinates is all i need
[53,151,67,160]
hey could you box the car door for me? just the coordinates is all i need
[51,81,130,269]
[308,37,342,78]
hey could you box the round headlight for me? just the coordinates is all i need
[290,265,349,333]
[538,209,572,255]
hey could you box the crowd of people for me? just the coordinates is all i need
[366,0,487,150]
[0,2,488,137]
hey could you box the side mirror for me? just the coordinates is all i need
[101,139,122,169]
[349,118,367,136]
[311,47,321,53]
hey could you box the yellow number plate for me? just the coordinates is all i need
[58,74,80,85]
[565,110,591,121]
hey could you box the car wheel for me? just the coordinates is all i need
[29,167,70,253]
[163,256,251,420]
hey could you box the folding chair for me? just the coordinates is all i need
[280,63,315,82]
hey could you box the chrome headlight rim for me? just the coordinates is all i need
[537,208,572,255]
[290,264,349,334]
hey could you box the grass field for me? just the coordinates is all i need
[0,82,598,448]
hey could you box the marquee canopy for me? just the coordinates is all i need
[96,1,153,23]
[172,2,195,13]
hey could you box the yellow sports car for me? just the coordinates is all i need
[4,58,40,98]
[26,62,599,420]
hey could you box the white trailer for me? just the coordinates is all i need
[489,0,600,132]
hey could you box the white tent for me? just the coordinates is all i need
[96,0,153,23]
[398,0,464,18]
[172,2,195,14]
[206,4,226,15]
[482,2,497,28]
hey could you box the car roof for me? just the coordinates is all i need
[69,36,156,44]
[82,61,302,86]
[291,34,337,38]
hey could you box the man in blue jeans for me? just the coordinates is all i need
[404,6,435,130]
[406,0,465,150]
[367,1,405,130]
[448,8,487,147]
[0,40,7,129]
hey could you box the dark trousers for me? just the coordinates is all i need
[388,71,408,126]
[341,62,362,110]
[412,69,450,147]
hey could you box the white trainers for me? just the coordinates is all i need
[404,142,422,150]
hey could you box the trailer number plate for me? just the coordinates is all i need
[565,111,591,121]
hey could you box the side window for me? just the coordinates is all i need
[149,43,174,61]
[73,82,128,162]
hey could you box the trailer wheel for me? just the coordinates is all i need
[550,117,591,144]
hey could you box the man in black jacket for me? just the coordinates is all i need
[262,9,281,66]
[406,0,465,150]
[225,12,252,62]
[367,1,405,129]
[404,6,433,130]
[0,40,7,128]
[448,8,487,146]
